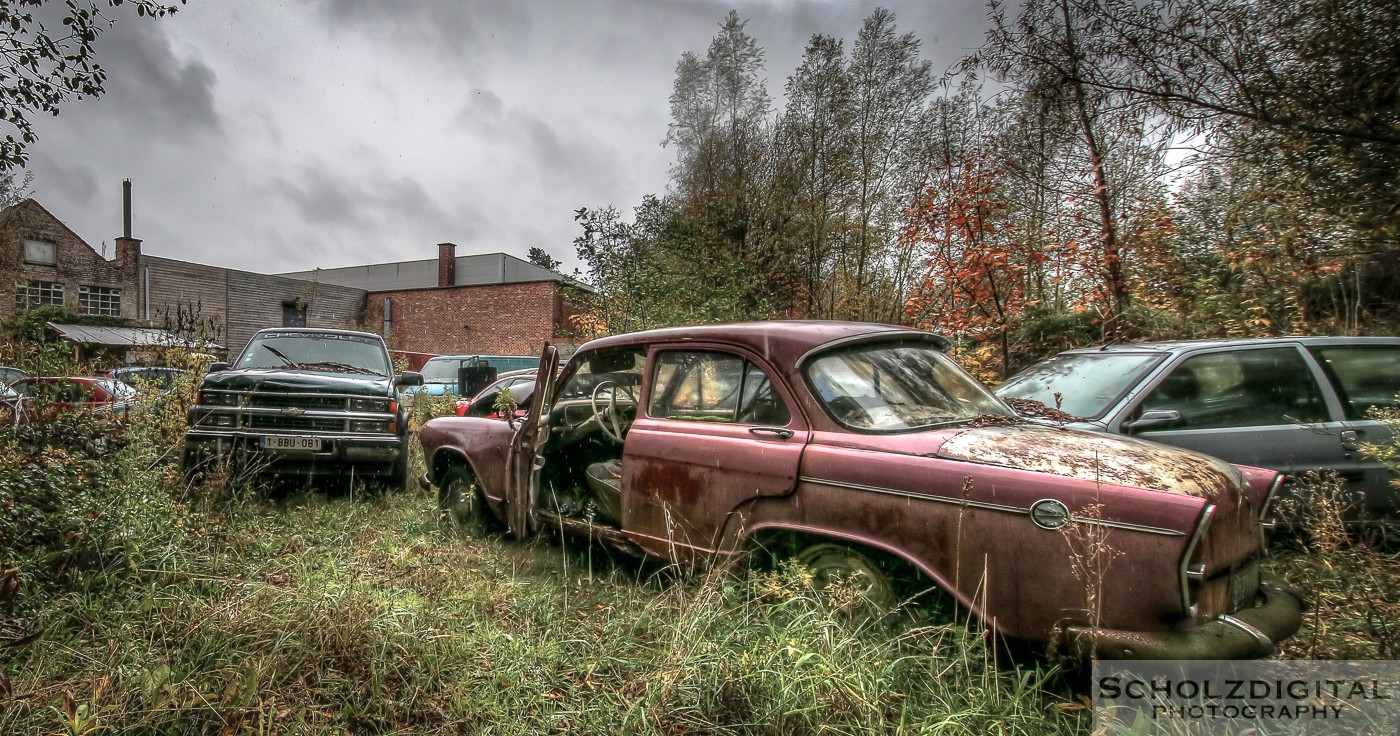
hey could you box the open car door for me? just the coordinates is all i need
[506,343,560,537]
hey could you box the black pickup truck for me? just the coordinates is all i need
[183,328,423,488]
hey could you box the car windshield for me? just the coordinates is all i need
[995,352,1165,420]
[238,332,389,376]
[97,379,139,399]
[805,340,1010,432]
[420,358,461,383]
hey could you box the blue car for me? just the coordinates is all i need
[403,354,539,398]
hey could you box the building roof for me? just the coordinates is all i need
[277,252,567,292]
[47,323,223,350]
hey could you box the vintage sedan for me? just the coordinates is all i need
[418,322,1303,659]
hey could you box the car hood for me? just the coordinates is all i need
[936,423,1242,498]
[200,369,391,396]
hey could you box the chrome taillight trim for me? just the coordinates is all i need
[1179,503,1216,614]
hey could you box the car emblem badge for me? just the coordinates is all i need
[1029,498,1071,530]
[281,408,304,417]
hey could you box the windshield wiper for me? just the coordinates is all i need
[263,344,297,368]
[295,361,384,376]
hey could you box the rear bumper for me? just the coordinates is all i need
[1064,573,1305,660]
[184,429,405,476]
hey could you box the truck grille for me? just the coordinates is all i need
[247,415,347,432]
[193,388,393,435]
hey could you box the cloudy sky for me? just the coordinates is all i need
[23,0,991,277]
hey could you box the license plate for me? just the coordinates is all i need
[260,435,322,451]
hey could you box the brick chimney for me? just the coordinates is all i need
[437,242,457,287]
[115,179,143,318]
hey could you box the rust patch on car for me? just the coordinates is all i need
[631,457,702,506]
[937,424,1241,498]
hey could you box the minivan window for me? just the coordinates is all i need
[1136,348,1328,429]
[1308,344,1400,419]
[997,352,1164,420]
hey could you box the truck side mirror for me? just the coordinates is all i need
[1123,409,1182,432]
[207,362,230,373]
[396,371,424,387]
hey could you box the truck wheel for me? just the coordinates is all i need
[439,465,486,530]
[796,543,897,621]
[382,452,408,493]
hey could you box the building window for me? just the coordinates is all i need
[23,239,56,265]
[15,281,64,310]
[282,299,307,327]
[78,285,122,316]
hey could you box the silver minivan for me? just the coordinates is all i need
[995,337,1400,522]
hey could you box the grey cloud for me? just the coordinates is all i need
[314,0,529,71]
[29,152,100,209]
[269,162,466,246]
[88,10,223,140]
[271,168,364,228]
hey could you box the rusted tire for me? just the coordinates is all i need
[795,543,897,619]
[438,464,486,530]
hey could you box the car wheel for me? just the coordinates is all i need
[438,464,485,530]
[796,543,897,621]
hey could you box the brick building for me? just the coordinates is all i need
[0,198,140,321]
[282,244,588,356]
[5,190,587,362]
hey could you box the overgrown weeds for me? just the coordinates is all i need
[1,484,1080,735]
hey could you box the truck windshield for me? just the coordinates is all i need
[805,341,1011,432]
[239,333,389,376]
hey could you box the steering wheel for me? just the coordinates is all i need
[590,379,636,443]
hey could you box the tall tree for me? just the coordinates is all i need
[772,33,855,318]
[844,8,934,321]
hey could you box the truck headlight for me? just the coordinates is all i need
[203,413,236,428]
[348,397,389,413]
[199,390,238,406]
[349,419,388,433]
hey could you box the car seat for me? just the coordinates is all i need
[584,459,623,524]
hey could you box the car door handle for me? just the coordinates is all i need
[1341,429,1361,452]
[748,426,794,439]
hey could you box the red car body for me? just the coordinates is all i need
[8,377,138,421]
[418,321,1303,659]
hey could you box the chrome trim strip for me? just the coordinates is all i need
[801,476,1025,514]
[1218,614,1274,654]
[800,477,1187,536]
[1260,474,1284,520]
[1069,516,1186,537]
[1179,503,1216,614]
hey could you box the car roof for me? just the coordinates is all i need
[578,320,950,362]
[1056,335,1400,355]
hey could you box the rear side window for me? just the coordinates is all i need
[1308,345,1400,419]
[649,351,791,426]
[1137,347,1328,429]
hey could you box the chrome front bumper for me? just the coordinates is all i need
[1064,573,1306,660]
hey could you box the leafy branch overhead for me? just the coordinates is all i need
[0,0,184,171]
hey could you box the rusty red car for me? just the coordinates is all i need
[417,321,1303,659]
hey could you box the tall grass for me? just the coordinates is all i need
[0,389,1080,735]
[1,478,1080,735]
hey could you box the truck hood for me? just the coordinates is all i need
[937,423,1242,498]
[200,369,392,396]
